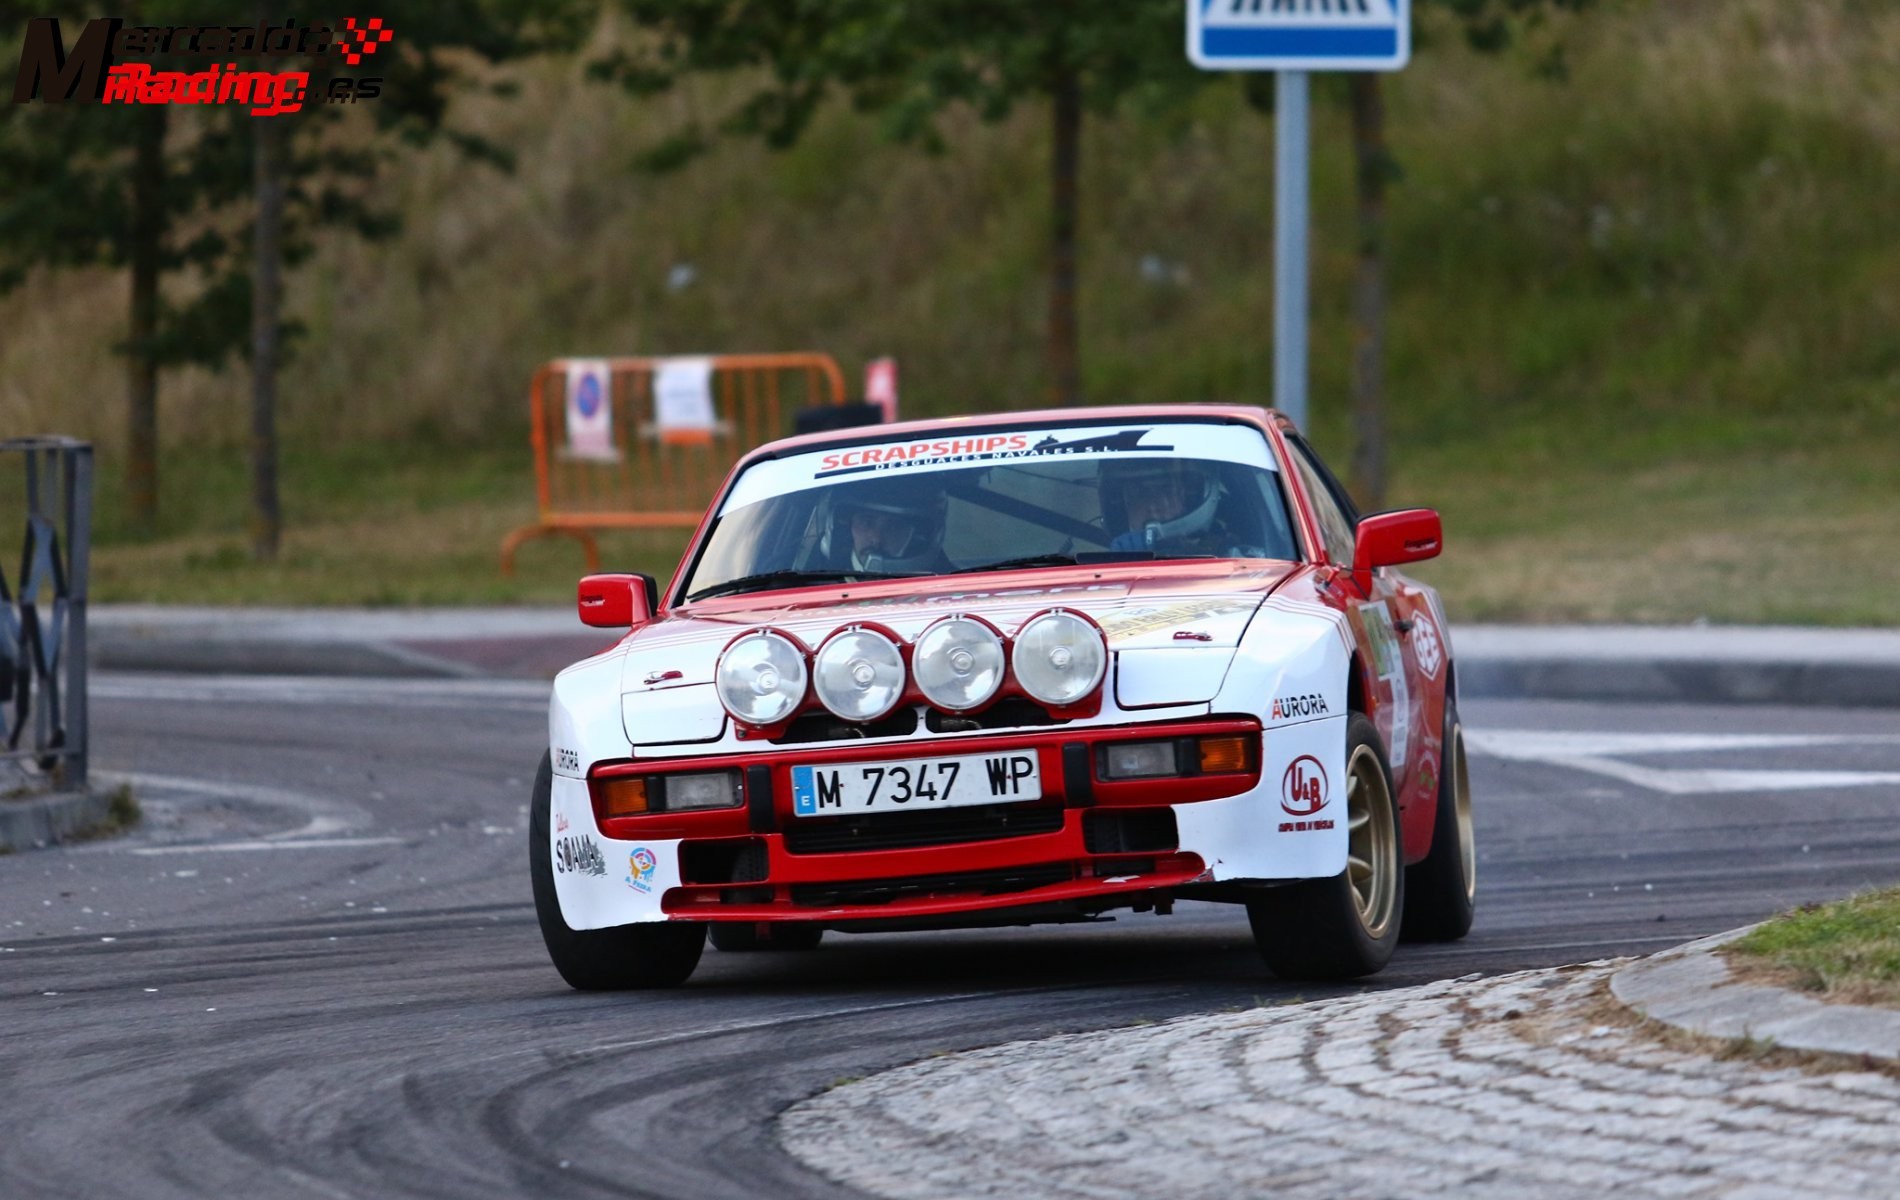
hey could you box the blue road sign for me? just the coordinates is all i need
[1188,0,1412,72]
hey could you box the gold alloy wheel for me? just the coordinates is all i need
[1345,743,1399,938]
[1449,721,1476,903]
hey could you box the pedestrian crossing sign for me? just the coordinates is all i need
[1188,0,1412,72]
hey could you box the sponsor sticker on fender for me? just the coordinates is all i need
[555,833,606,877]
[1411,608,1445,680]
[625,847,658,893]
[1269,693,1330,722]
[1280,755,1328,817]
[1280,756,1334,832]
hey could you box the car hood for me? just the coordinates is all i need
[616,561,1297,696]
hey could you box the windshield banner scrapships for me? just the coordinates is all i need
[726,423,1278,511]
[815,428,1174,480]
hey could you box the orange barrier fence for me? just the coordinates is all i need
[500,353,847,575]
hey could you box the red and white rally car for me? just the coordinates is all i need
[531,406,1474,988]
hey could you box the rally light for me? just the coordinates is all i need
[913,616,1006,711]
[1097,735,1258,782]
[813,627,906,721]
[1011,610,1106,707]
[715,630,808,725]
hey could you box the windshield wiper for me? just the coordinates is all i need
[686,569,910,602]
[952,554,1082,574]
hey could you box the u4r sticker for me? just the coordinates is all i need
[1412,610,1444,680]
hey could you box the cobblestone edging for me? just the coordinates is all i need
[779,963,1900,1199]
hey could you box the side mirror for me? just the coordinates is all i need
[1352,509,1442,591]
[578,573,657,629]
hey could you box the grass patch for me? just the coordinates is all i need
[1726,888,1900,1010]
[63,783,143,844]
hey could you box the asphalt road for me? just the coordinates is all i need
[4,675,1898,1200]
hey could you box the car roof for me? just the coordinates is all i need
[743,404,1290,465]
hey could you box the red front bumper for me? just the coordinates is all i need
[590,717,1260,922]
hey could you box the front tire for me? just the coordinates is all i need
[529,752,705,990]
[1247,713,1404,980]
[1402,700,1477,942]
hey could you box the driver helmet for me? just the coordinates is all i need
[824,476,948,573]
[1099,458,1220,550]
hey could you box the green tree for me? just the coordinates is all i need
[601,0,1215,408]
[1342,0,1593,508]
[0,3,590,538]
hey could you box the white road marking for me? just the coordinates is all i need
[1468,729,1900,795]
[91,672,549,712]
[117,771,377,840]
[128,837,406,855]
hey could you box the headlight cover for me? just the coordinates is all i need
[813,627,906,721]
[1012,610,1106,707]
[715,630,808,725]
[913,616,1006,711]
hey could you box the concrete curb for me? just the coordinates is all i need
[89,606,606,680]
[1611,927,1900,1063]
[1454,624,1900,709]
[92,633,485,679]
[1458,657,1900,708]
[0,785,117,853]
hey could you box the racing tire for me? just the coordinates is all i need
[529,752,705,990]
[709,923,824,952]
[1402,700,1477,942]
[1247,713,1404,981]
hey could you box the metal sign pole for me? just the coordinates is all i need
[1189,0,1409,435]
[1273,70,1310,433]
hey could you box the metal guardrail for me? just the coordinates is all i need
[0,437,90,789]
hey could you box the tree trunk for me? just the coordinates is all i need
[126,104,165,531]
[1047,65,1081,408]
[1348,73,1389,511]
[250,111,285,562]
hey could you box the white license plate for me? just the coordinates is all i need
[790,751,1042,817]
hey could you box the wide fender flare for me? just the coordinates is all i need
[547,654,678,928]
[549,653,632,779]
[1179,603,1352,882]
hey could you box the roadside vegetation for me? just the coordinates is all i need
[2,0,1895,620]
[1726,888,1900,1011]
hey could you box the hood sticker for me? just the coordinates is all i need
[1096,596,1260,644]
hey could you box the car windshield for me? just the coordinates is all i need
[681,420,1300,602]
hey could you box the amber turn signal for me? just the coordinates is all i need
[596,777,650,817]
[1196,735,1253,775]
